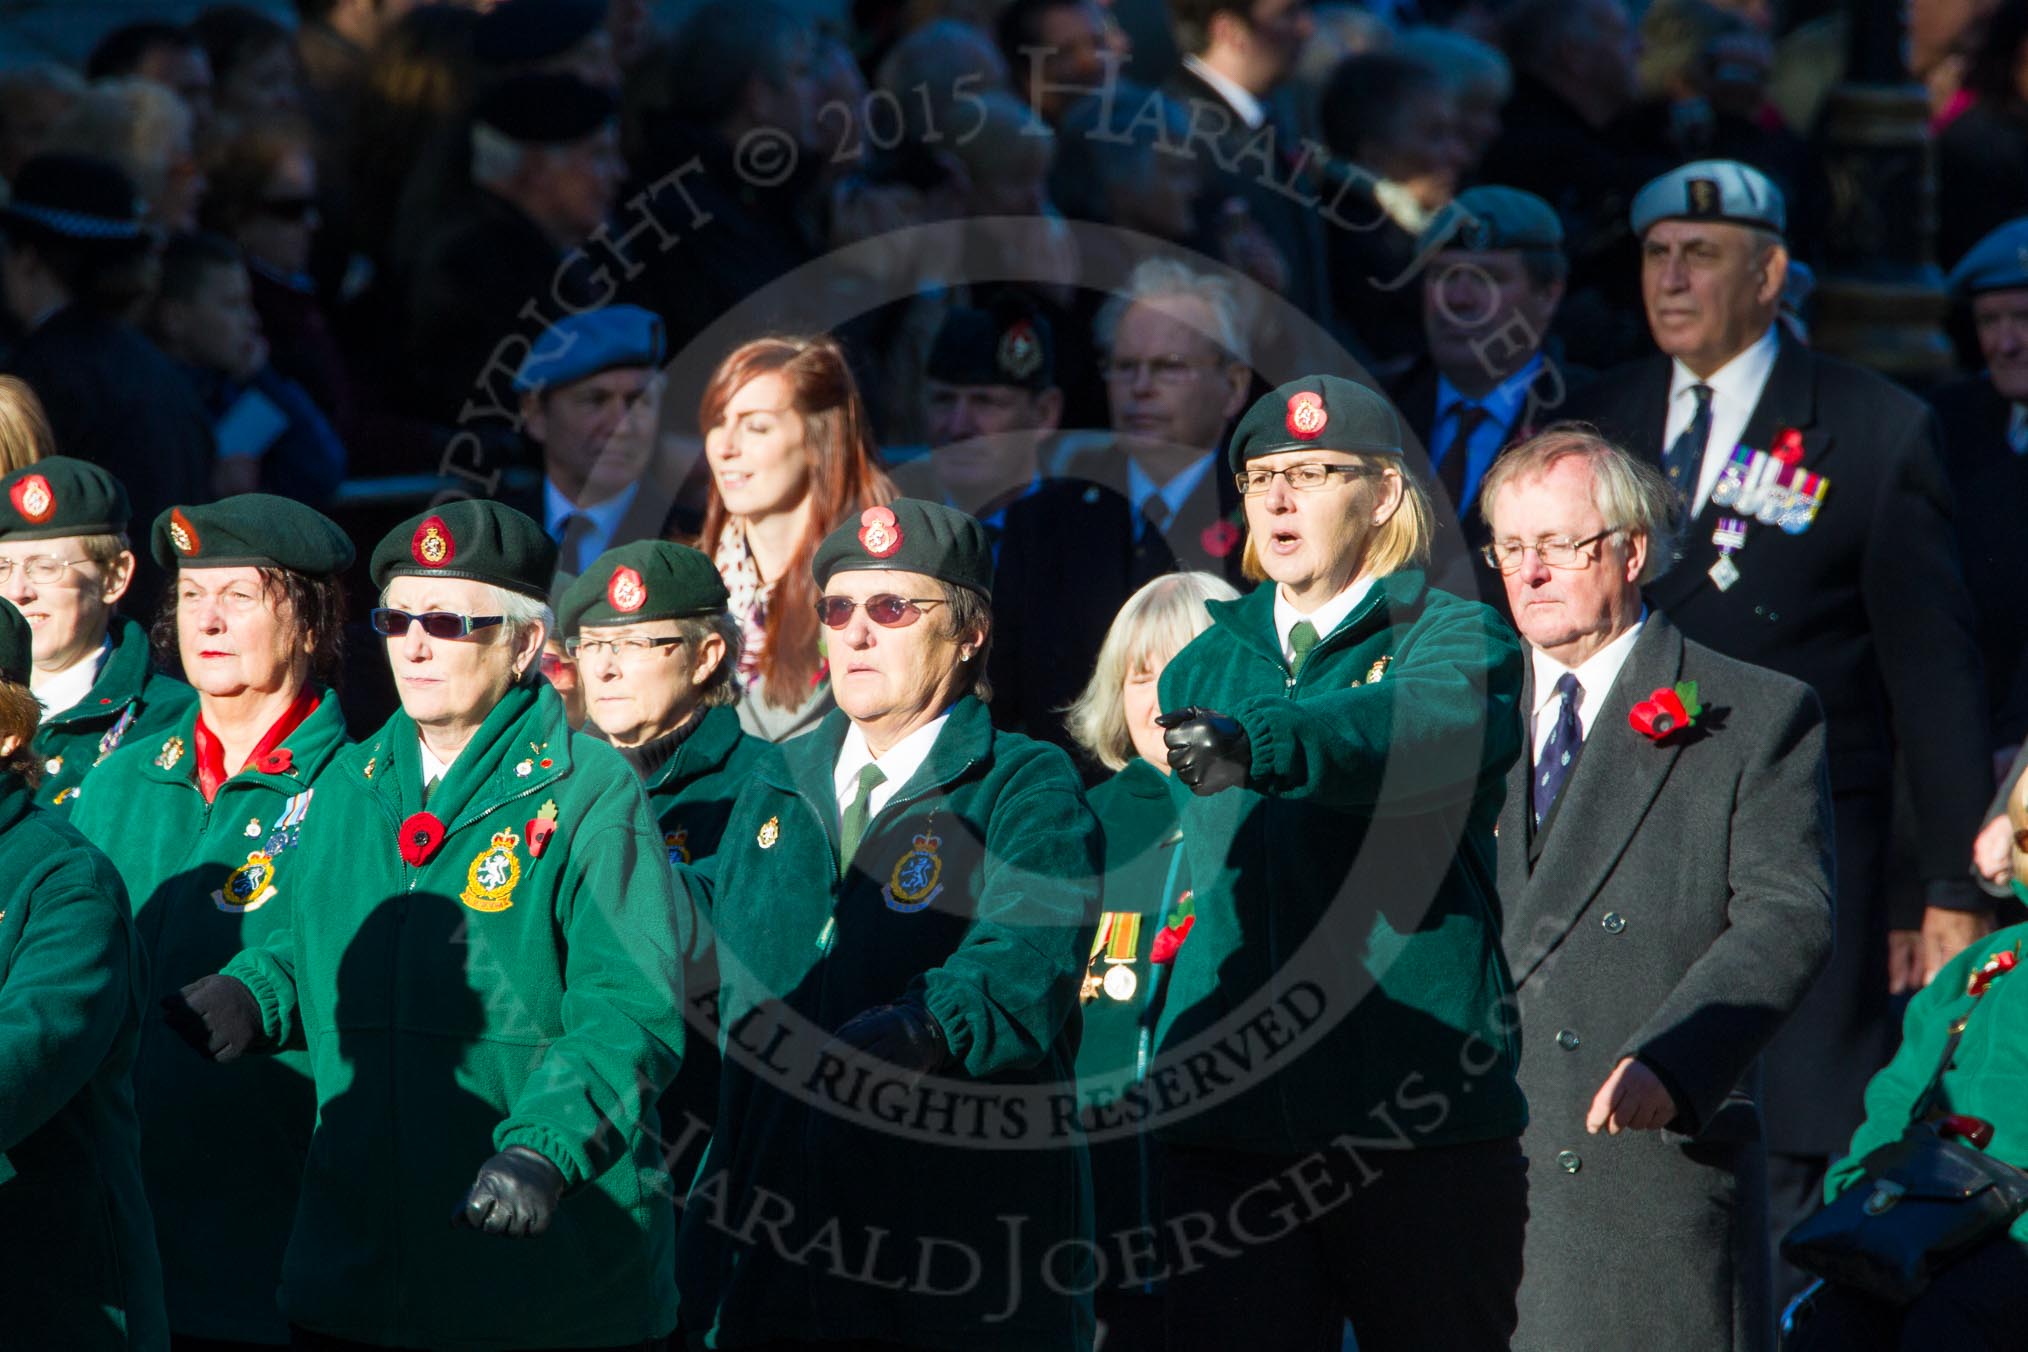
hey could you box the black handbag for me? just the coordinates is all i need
[1781,1009,2028,1305]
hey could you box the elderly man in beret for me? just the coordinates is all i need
[0,457,193,815]
[162,499,690,1350]
[0,600,169,1351]
[70,492,353,1347]
[1153,376,1528,1349]
[1390,185,1591,610]
[895,300,1065,519]
[1565,160,1996,1291]
[675,498,1102,1349]
[508,304,677,584]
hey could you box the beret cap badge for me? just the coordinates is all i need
[413,516,455,568]
[168,508,201,555]
[9,474,54,524]
[858,505,902,559]
[1286,391,1328,440]
[997,321,1043,381]
[607,565,647,613]
[1687,178,1720,215]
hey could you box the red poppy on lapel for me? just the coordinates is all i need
[399,812,445,866]
[1969,947,2019,998]
[1151,914,1196,965]
[1770,427,1805,466]
[255,748,294,775]
[1629,681,1702,742]
[1202,520,1241,559]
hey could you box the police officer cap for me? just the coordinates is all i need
[473,0,606,66]
[1228,375,1403,471]
[0,153,150,256]
[371,500,557,601]
[152,494,355,575]
[1438,186,1563,253]
[812,499,993,600]
[1631,159,1785,237]
[559,540,728,633]
[473,72,616,146]
[0,457,130,541]
[1947,217,2028,297]
[925,298,1056,393]
[0,601,28,686]
[514,305,666,395]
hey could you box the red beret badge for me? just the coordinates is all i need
[9,473,55,524]
[412,516,454,567]
[1286,390,1327,440]
[168,508,202,555]
[997,321,1042,381]
[608,565,646,613]
[1629,681,1702,742]
[858,505,902,558]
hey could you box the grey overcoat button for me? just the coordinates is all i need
[1556,1028,1580,1050]
[1602,912,1626,934]
[1556,1150,1581,1173]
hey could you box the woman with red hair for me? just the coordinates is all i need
[695,334,894,741]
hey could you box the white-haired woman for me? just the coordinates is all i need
[160,500,690,1350]
[1065,568,1237,1345]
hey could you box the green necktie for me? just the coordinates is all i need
[1289,619,1320,674]
[839,763,887,878]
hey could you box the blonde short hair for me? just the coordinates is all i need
[1066,571,1240,771]
[47,78,193,213]
[1476,423,1684,585]
[1239,456,1434,583]
[0,377,55,473]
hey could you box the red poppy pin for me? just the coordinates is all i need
[255,748,294,775]
[526,799,559,859]
[1770,427,1805,466]
[398,811,446,866]
[412,516,454,568]
[858,505,901,558]
[1629,681,1702,742]
[1201,519,1241,559]
[8,473,55,524]
[1969,945,2020,998]
[1285,390,1327,440]
[1151,914,1196,965]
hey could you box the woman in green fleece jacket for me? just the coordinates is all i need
[1152,377,1528,1352]
[70,493,354,1348]
[163,502,691,1351]
[0,599,167,1350]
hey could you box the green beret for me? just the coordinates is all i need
[1227,375,1403,470]
[152,494,355,575]
[559,540,728,634]
[811,499,993,599]
[1437,185,1563,254]
[0,456,130,541]
[0,601,28,686]
[371,500,556,601]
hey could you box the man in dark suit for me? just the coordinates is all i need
[1390,185,1589,612]
[1484,428,1833,1352]
[1564,159,1995,1298]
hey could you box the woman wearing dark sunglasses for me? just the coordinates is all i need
[157,499,690,1351]
[68,493,354,1349]
[1151,376,1530,1350]
[675,499,1104,1350]
[0,601,168,1350]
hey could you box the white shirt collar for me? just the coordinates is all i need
[1529,609,1648,738]
[833,710,953,823]
[1272,575,1377,663]
[1126,452,1219,522]
[1183,54,1266,130]
[1666,325,1779,514]
[1668,324,1779,410]
[418,735,452,789]
[30,637,111,721]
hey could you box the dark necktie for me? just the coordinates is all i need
[556,512,597,576]
[1438,402,1492,516]
[1532,672,1583,829]
[1140,493,1171,544]
[1662,384,1713,500]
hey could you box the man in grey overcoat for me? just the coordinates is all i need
[1482,427,1835,1352]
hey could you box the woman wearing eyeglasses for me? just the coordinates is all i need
[695,334,895,744]
[157,500,690,1351]
[675,499,1103,1350]
[0,458,195,816]
[0,602,168,1351]
[1150,376,1530,1351]
[69,493,354,1349]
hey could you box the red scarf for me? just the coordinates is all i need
[192,688,321,803]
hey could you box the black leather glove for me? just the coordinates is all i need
[825,1001,950,1088]
[160,974,264,1063]
[455,1146,566,1238]
[1156,707,1252,795]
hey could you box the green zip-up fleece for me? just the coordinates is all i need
[1155,569,1529,1154]
[0,777,168,1350]
[70,689,348,1343]
[642,703,767,1172]
[1828,919,2028,1243]
[34,617,195,816]
[1074,758,1183,1248]
[675,696,1104,1351]
[219,682,690,1350]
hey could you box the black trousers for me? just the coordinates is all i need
[289,1329,664,1352]
[1160,1136,1527,1352]
[1785,1238,2028,1351]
